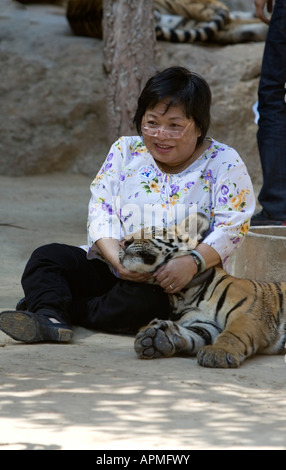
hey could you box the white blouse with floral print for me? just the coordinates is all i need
[85,136,256,274]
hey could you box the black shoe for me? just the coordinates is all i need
[0,310,73,343]
[16,298,27,311]
[251,211,286,227]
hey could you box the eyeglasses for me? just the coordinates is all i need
[141,121,192,139]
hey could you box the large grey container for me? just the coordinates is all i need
[231,226,286,282]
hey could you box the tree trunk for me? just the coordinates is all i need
[103,0,156,144]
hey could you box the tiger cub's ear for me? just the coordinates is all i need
[177,213,210,244]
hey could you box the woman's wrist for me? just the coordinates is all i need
[192,243,221,272]
[95,238,121,266]
[190,250,206,274]
[188,255,199,275]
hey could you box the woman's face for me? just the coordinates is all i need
[142,100,202,169]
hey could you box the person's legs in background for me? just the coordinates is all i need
[252,0,286,225]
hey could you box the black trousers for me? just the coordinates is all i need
[21,243,171,334]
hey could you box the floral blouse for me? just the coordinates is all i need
[86,136,256,273]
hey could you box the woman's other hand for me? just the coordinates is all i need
[154,256,197,293]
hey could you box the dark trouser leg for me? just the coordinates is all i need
[257,0,286,220]
[70,281,171,334]
[21,243,118,325]
[21,243,171,333]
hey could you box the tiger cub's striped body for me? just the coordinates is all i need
[119,216,286,368]
[155,268,286,368]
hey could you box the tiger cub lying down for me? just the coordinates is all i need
[119,214,286,368]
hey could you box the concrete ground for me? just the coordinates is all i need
[0,174,286,450]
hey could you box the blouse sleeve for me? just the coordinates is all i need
[202,153,256,268]
[87,139,124,249]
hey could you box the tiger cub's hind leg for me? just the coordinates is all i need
[134,319,209,359]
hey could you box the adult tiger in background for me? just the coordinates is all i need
[119,214,286,368]
[65,0,268,45]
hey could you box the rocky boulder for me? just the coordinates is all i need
[0,0,264,183]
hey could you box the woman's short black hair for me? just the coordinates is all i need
[133,66,212,145]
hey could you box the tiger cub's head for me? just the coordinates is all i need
[119,213,209,273]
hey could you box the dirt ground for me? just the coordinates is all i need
[0,173,286,450]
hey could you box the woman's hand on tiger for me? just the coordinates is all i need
[154,256,197,293]
[96,238,152,283]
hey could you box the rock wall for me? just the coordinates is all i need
[223,0,254,11]
[0,0,264,183]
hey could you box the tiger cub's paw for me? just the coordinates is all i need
[197,345,242,368]
[134,319,183,359]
